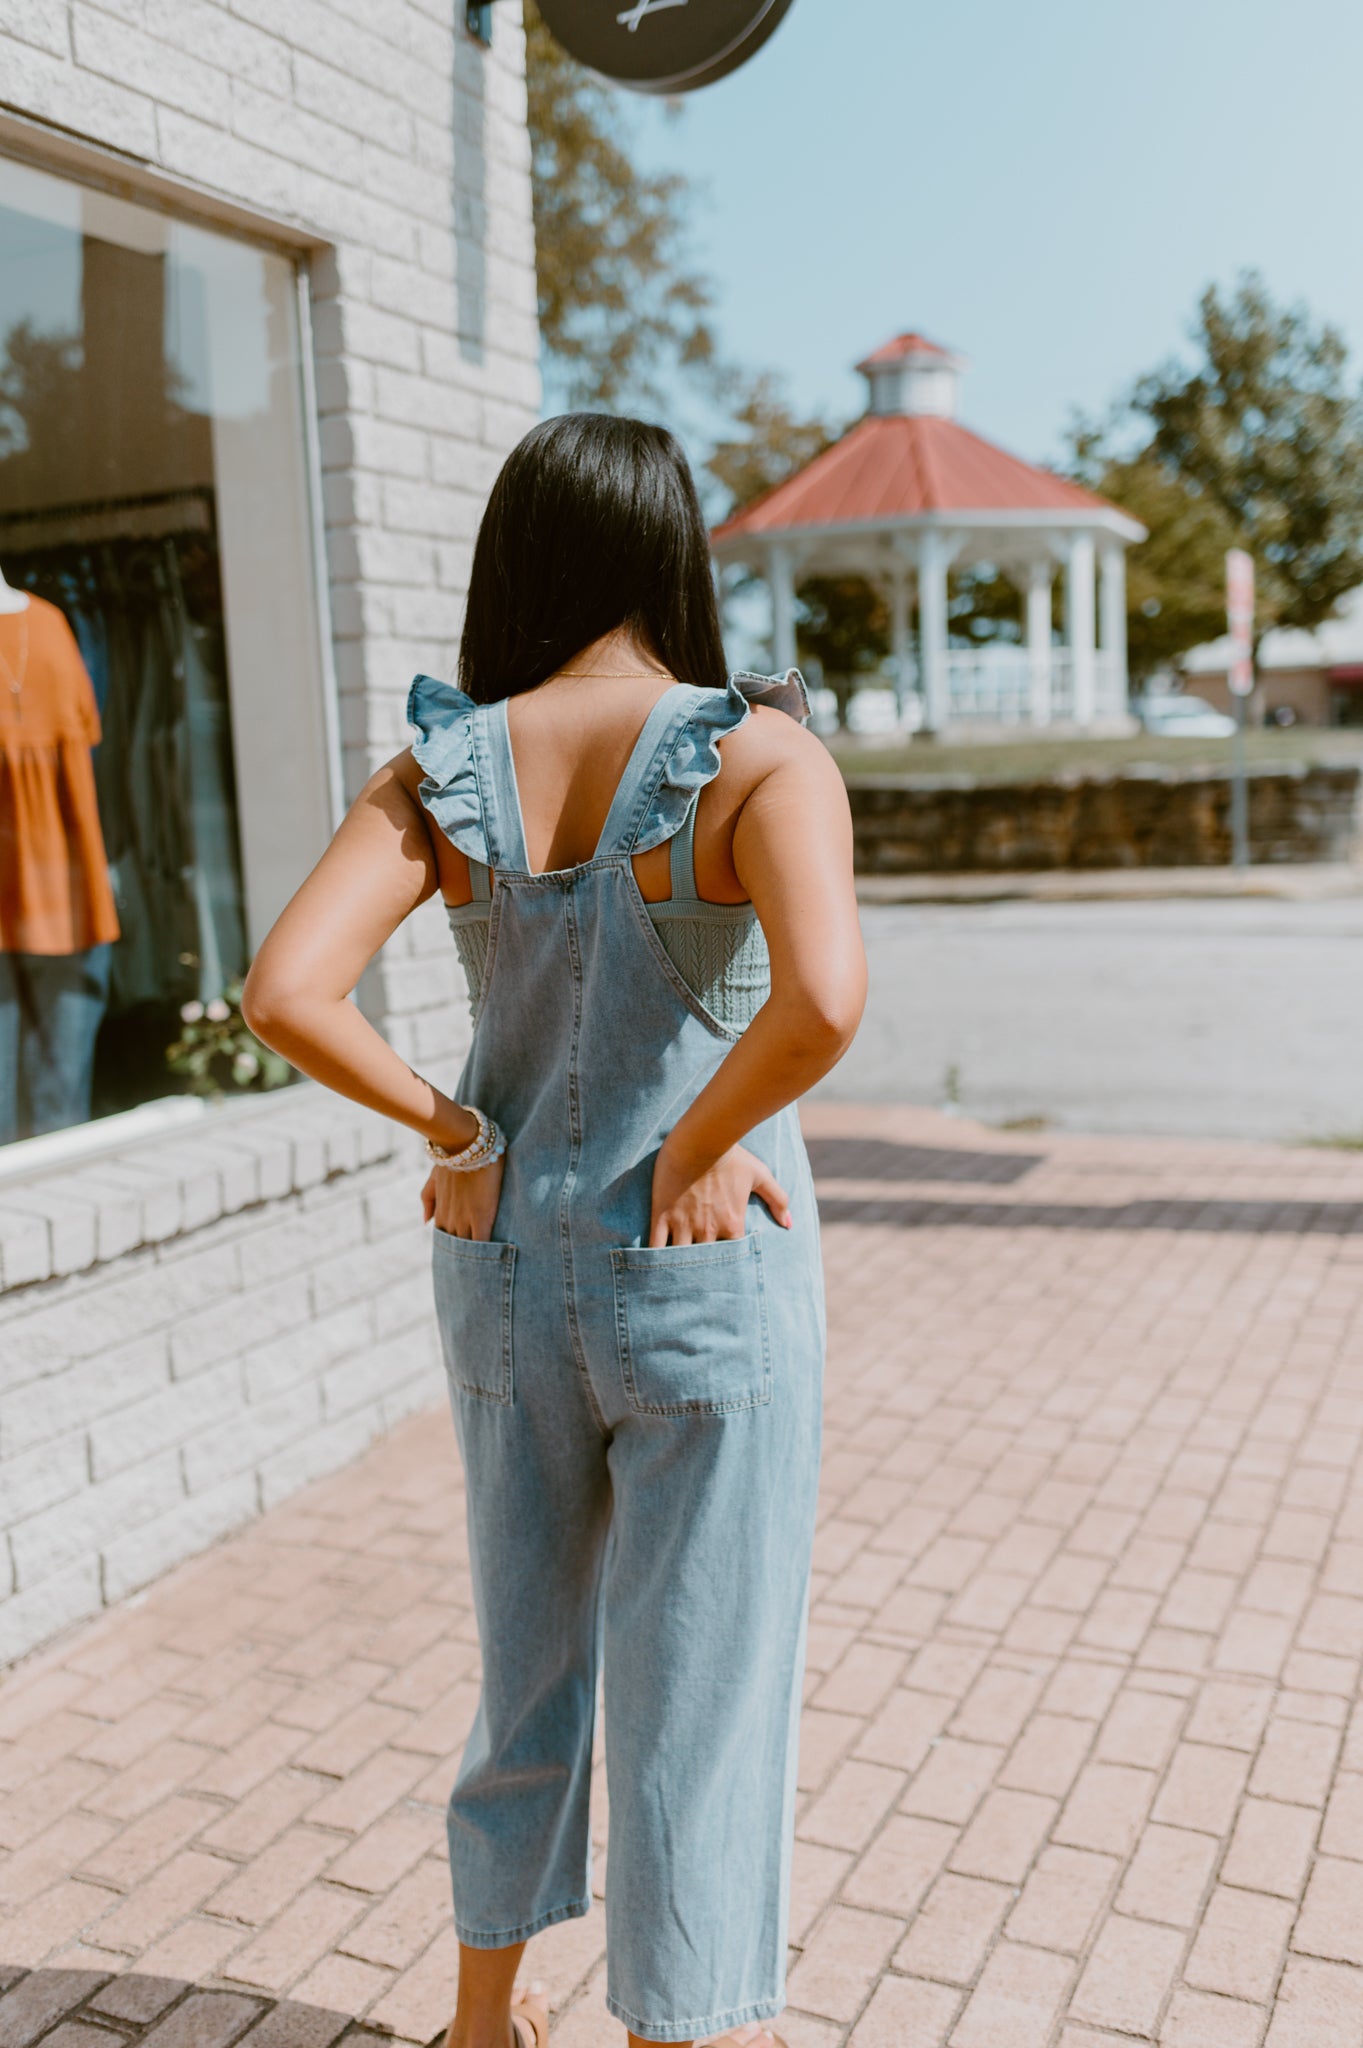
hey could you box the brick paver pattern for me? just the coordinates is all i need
[4,1105,1363,2048]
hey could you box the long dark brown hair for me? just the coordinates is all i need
[458,412,728,702]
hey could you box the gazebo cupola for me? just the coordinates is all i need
[857,331,968,420]
[712,330,1146,732]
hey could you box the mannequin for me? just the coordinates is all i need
[0,556,121,1145]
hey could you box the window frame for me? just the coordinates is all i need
[0,135,345,1178]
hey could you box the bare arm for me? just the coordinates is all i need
[650,720,867,1243]
[241,756,478,1157]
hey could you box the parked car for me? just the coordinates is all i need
[1136,692,1238,738]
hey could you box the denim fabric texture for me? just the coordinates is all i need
[0,942,111,1144]
[409,673,825,2042]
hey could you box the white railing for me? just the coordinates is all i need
[946,649,1038,725]
[1094,651,1125,720]
[874,649,1126,729]
[813,652,1130,735]
[1046,651,1075,722]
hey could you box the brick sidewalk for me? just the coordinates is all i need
[4,1106,1363,2048]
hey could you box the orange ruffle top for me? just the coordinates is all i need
[0,594,121,956]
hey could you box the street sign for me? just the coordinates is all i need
[1225,548,1254,868]
[537,0,798,93]
[1226,547,1255,698]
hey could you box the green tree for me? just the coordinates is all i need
[949,565,1023,649]
[706,377,890,716]
[1130,274,1363,656]
[524,8,839,499]
[705,372,837,517]
[524,1,718,410]
[523,9,897,708]
[0,321,83,470]
[796,576,888,726]
[0,313,203,512]
[1073,437,1234,683]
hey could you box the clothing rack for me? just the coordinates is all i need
[0,490,245,1019]
[0,486,215,553]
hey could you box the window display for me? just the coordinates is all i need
[0,158,331,1144]
[0,569,120,1141]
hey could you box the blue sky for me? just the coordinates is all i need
[627,0,1363,466]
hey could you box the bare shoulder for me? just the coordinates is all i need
[371,746,468,894]
[718,705,847,803]
[384,747,425,799]
[348,747,427,820]
[328,749,438,858]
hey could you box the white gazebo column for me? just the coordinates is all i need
[1026,561,1053,726]
[767,541,797,674]
[917,528,951,733]
[887,567,913,725]
[1065,532,1097,726]
[1099,541,1128,716]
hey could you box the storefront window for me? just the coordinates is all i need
[0,158,333,1147]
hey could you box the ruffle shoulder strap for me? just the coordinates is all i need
[405,673,491,865]
[731,667,812,724]
[628,668,812,857]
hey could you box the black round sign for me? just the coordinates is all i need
[537,0,797,95]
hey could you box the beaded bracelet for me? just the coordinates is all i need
[425,1106,507,1172]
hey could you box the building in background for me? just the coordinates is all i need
[1183,584,1363,727]
[712,333,1145,732]
[0,2,539,1664]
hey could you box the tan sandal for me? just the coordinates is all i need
[509,1985,549,2048]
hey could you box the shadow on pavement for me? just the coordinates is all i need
[0,1967,421,2048]
[805,1136,1044,1184]
[817,1193,1363,1234]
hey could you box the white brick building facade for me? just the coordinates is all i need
[0,0,541,1664]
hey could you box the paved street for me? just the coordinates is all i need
[4,1104,1363,2048]
[824,900,1363,1144]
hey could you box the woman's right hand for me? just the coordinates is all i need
[649,1136,792,1247]
[422,1152,506,1241]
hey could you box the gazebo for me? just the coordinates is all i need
[711,333,1147,730]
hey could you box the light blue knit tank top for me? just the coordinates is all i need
[420,669,811,1038]
[446,793,770,1036]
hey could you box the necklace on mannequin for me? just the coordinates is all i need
[0,608,28,712]
[0,563,32,714]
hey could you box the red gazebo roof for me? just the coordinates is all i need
[712,412,1119,546]
[855,330,959,372]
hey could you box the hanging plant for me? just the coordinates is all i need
[165,978,293,1098]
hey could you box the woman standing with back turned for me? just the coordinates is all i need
[243,415,868,2048]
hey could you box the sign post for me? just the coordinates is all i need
[536,0,798,93]
[1226,548,1255,870]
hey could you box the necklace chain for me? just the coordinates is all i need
[553,668,672,682]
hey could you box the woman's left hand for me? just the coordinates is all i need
[421,1154,506,1241]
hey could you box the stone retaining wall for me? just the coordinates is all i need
[847,764,1363,873]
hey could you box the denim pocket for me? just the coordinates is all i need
[433,1231,517,1405]
[610,1234,771,1417]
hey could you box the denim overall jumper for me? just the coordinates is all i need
[409,670,826,2043]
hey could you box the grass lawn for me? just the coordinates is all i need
[827,727,1363,783]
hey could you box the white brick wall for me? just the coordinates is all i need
[0,1093,449,1665]
[0,0,541,1664]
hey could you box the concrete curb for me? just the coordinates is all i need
[855,862,1363,905]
